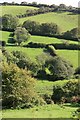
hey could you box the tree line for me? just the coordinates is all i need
[0,2,79,15]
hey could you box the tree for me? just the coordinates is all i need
[63,27,79,40]
[2,14,19,31]
[40,23,60,36]
[14,27,30,45]
[22,20,40,35]
[45,56,74,80]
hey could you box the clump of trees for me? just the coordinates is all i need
[23,20,60,36]
[2,14,19,31]
[63,27,79,41]
[2,61,45,109]
[14,27,30,45]
[45,56,74,81]
[51,80,80,104]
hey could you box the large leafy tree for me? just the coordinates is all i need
[2,14,19,31]
[45,56,74,80]
[14,27,30,45]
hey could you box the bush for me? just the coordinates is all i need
[51,80,80,103]
[45,56,74,81]
[2,62,44,109]
[75,66,80,74]
[47,45,57,56]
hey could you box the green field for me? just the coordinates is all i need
[0,5,38,16]
[35,79,78,95]
[20,12,78,32]
[0,31,78,45]
[0,31,79,69]
[2,104,78,118]
[57,50,79,69]
[5,47,78,69]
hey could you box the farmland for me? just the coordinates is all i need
[0,30,79,68]
[3,103,78,118]
[1,3,80,119]
[20,12,78,32]
[0,5,38,16]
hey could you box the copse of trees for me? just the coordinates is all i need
[14,27,31,45]
[2,14,19,31]
[52,80,80,103]
[45,56,74,81]
[63,27,79,41]
[23,20,60,36]
[22,20,40,35]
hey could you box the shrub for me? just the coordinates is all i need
[45,56,74,80]
[47,45,57,56]
[2,62,44,109]
[51,80,80,103]
[75,66,80,74]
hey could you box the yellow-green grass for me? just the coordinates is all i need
[57,50,79,69]
[29,35,78,44]
[5,46,79,69]
[2,103,78,118]
[20,12,78,32]
[0,31,78,45]
[0,31,11,42]
[35,79,78,95]
[6,46,44,62]
[0,5,38,16]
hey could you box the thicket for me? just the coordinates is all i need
[22,20,60,36]
[45,56,74,81]
[52,80,80,104]
[1,14,19,31]
[2,61,45,109]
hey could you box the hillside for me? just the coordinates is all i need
[20,12,78,32]
[1,4,79,119]
[0,5,38,16]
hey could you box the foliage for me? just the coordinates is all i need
[2,62,44,108]
[52,80,80,103]
[22,20,40,35]
[63,27,79,41]
[40,22,60,36]
[45,56,74,80]
[75,66,80,74]
[47,45,57,56]
[14,27,30,45]
[2,14,19,31]
[23,20,60,36]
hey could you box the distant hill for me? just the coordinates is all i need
[0,5,38,16]
[20,12,78,32]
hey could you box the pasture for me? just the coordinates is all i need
[2,104,78,118]
[0,31,79,69]
[0,5,38,16]
[20,12,78,32]
[0,31,78,44]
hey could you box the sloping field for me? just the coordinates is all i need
[5,46,78,69]
[20,12,78,32]
[0,31,78,45]
[0,5,38,16]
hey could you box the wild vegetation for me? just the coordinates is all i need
[0,2,80,119]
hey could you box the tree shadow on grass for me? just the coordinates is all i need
[64,103,80,108]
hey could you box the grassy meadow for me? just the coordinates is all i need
[1,5,79,119]
[20,12,78,32]
[3,104,78,118]
[0,30,79,69]
[0,5,38,16]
